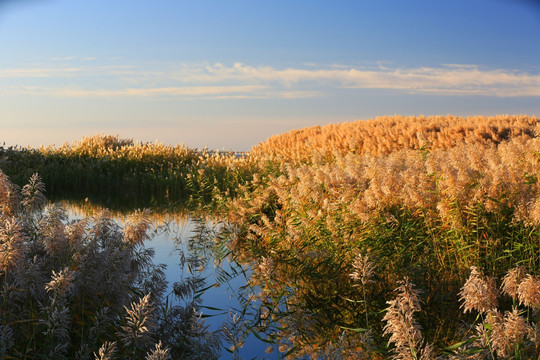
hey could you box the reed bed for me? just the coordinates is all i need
[2,115,540,358]
[0,171,221,359]
[0,134,256,209]
[251,115,539,163]
[224,115,540,358]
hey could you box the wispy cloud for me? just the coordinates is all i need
[0,67,83,78]
[2,84,323,100]
[2,61,539,98]
[53,85,269,98]
[172,63,540,97]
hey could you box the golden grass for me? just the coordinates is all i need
[2,115,540,357]
[251,115,539,163]
[226,114,540,357]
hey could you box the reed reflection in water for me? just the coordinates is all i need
[63,201,272,359]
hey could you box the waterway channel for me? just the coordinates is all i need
[64,201,286,359]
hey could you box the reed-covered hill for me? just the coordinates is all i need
[251,114,540,163]
[228,114,540,358]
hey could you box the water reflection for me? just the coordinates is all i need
[62,199,372,359]
[62,200,272,359]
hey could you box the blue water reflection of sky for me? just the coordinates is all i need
[150,217,269,358]
[66,206,269,359]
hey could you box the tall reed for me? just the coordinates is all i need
[225,115,540,357]
[0,134,256,209]
[0,170,221,359]
[251,115,539,163]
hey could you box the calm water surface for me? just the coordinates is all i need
[65,203,277,359]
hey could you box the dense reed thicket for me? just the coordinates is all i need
[2,115,540,358]
[0,134,255,209]
[224,115,540,358]
[0,171,221,359]
[251,115,539,163]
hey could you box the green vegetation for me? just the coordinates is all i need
[1,115,540,358]
[0,171,221,359]
[0,134,256,210]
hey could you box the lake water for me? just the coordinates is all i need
[65,203,279,359]
[46,198,483,359]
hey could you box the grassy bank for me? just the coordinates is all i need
[0,134,256,209]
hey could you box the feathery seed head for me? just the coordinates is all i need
[487,308,529,359]
[21,173,46,213]
[123,209,152,246]
[349,253,375,286]
[382,278,427,359]
[41,303,71,342]
[0,218,26,272]
[45,267,76,297]
[258,256,274,279]
[0,170,20,216]
[66,218,89,252]
[145,341,171,360]
[501,266,527,301]
[94,341,117,360]
[517,274,540,308]
[459,266,499,314]
[40,203,70,258]
[119,293,155,348]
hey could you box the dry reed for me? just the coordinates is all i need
[0,170,221,359]
[227,115,540,357]
[251,115,539,163]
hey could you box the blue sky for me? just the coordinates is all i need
[1,0,539,150]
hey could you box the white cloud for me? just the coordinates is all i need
[2,61,539,98]
[0,67,83,78]
[50,56,77,61]
[167,62,540,97]
[3,84,319,100]
[55,85,268,98]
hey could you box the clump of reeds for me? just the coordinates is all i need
[0,169,221,359]
[449,266,540,359]
[378,267,539,359]
[0,134,257,209]
[382,277,435,360]
[251,115,539,163]
[220,115,540,358]
[350,252,375,329]
[459,266,499,314]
